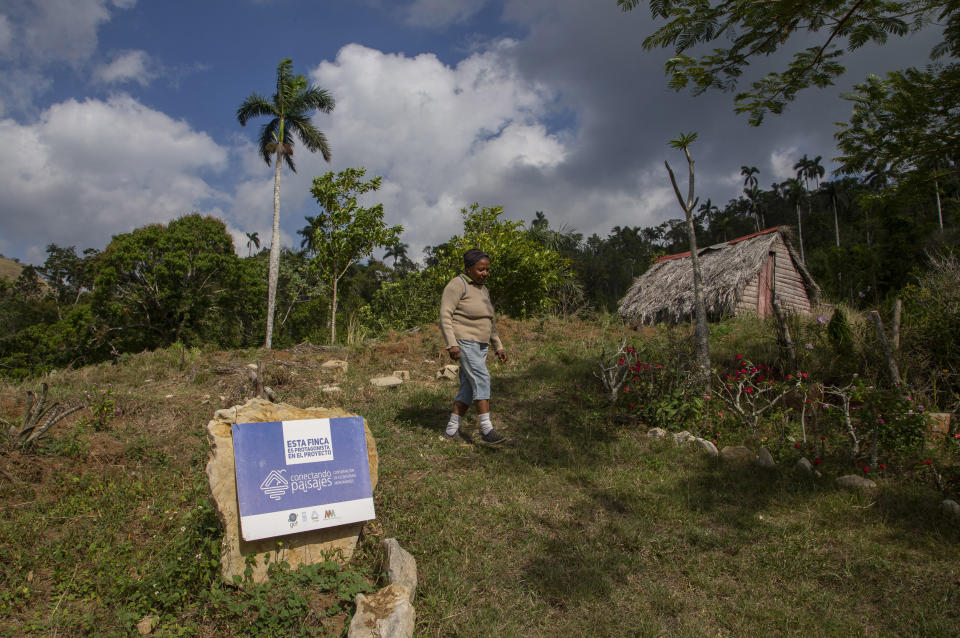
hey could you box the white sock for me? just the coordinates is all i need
[446,413,462,436]
[478,412,493,435]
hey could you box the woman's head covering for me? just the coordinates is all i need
[463,249,489,270]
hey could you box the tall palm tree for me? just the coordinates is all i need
[245,231,261,257]
[741,165,761,230]
[384,242,409,267]
[783,177,806,264]
[237,58,335,349]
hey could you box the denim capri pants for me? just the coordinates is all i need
[455,339,491,404]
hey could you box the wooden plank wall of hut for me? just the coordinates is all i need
[734,237,811,317]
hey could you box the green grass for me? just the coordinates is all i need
[1,316,958,636]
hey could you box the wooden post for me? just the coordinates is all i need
[891,298,902,351]
[772,297,797,372]
[868,311,901,385]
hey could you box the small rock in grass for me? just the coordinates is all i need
[647,427,668,439]
[320,384,341,394]
[836,474,877,491]
[795,457,814,474]
[392,370,411,380]
[720,445,754,463]
[756,447,776,469]
[321,359,349,374]
[370,375,403,388]
[437,365,459,380]
[136,615,159,635]
[164,394,174,399]
[940,499,960,518]
[693,438,718,456]
[672,431,693,446]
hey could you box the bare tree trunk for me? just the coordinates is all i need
[265,152,283,350]
[868,311,901,385]
[796,200,805,265]
[772,297,797,372]
[330,276,338,345]
[832,195,840,247]
[891,299,902,351]
[935,178,944,231]
[666,152,710,391]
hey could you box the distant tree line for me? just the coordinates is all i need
[2,152,957,379]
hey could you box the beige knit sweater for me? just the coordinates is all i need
[439,274,503,351]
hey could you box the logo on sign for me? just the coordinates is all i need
[260,470,288,500]
[324,509,336,520]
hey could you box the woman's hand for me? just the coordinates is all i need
[448,346,461,361]
[496,349,507,363]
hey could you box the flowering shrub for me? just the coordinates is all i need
[607,345,706,430]
[84,384,119,431]
[820,376,927,468]
[713,356,804,431]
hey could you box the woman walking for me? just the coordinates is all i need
[439,249,507,444]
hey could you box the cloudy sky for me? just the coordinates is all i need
[0,0,935,265]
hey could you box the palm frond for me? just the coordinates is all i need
[288,116,331,160]
[236,94,275,126]
[258,120,280,166]
[299,87,336,113]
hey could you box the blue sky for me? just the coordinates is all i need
[0,0,934,264]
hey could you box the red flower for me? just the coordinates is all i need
[879,464,886,470]
[794,443,801,449]
[786,374,792,380]
[618,358,625,365]
[820,436,825,441]
[735,354,744,360]
[863,467,869,473]
[813,458,822,464]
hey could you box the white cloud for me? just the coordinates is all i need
[93,49,155,86]
[0,95,230,261]
[770,146,800,182]
[404,0,488,27]
[20,0,135,63]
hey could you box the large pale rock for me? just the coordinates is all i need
[720,445,754,463]
[206,397,378,585]
[437,364,459,380]
[756,447,776,469]
[836,474,877,491]
[321,359,349,374]
[940,499,960,518]
[693,438,718,456]
[348,583,415,638]
[795,457,814,475]
[647,427,668,439]
[383,538,417,602]
[370,375,403,388]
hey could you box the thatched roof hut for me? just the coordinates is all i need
[618,227,821,325]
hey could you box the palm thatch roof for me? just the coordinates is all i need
[618,226,821,325]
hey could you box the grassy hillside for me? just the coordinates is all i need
[0,256,22,282]
[1,317,958,636]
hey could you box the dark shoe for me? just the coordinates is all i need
[442,431,471,444]
[478,428,506,444]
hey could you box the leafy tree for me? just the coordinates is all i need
[619,0,960,124]
[92,215,244,352]
[664,132,710,389]
[303,168,403,344]
[237,58,335,349]
[835,64,960,230]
